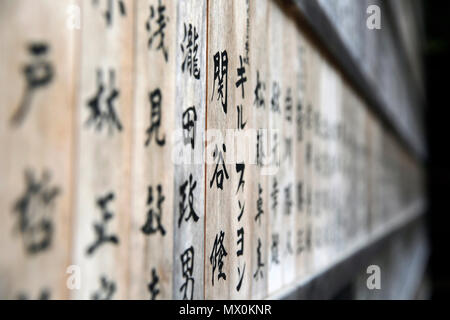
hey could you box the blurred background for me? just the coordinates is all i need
[425,0,450,300]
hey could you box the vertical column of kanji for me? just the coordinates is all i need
[128,0,175,300]
[294,27,307,281]
[364,106,371,242]
[339,84,348,254]
[332,67,343,264]
[375,109,382,235]
[267,0,284,296]
[368,109,377,236]
[316,58,328,269]
[349,90,359,251]
[173,0,206,300]
[72,0,134,299]
[249,0,269,300]
[342,86,354,254]
[300,38,314,278]
[357,97,369,246]
[319,62,342,266]
[306,45,321,276]
[337,82,349,258]
[348,88,358,251]
[365,109,375,240]
[332,72,343,262]
[314,54,324,270]
[205,0,243,299]
[334,81,344,259]
[352,93,363,247]
[333,78,343,260]
[280,14,297,288]
[0,0,79,299]
[352,92,361,245]
[228,0,252,299]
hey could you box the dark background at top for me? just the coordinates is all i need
[424,1,450,299]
